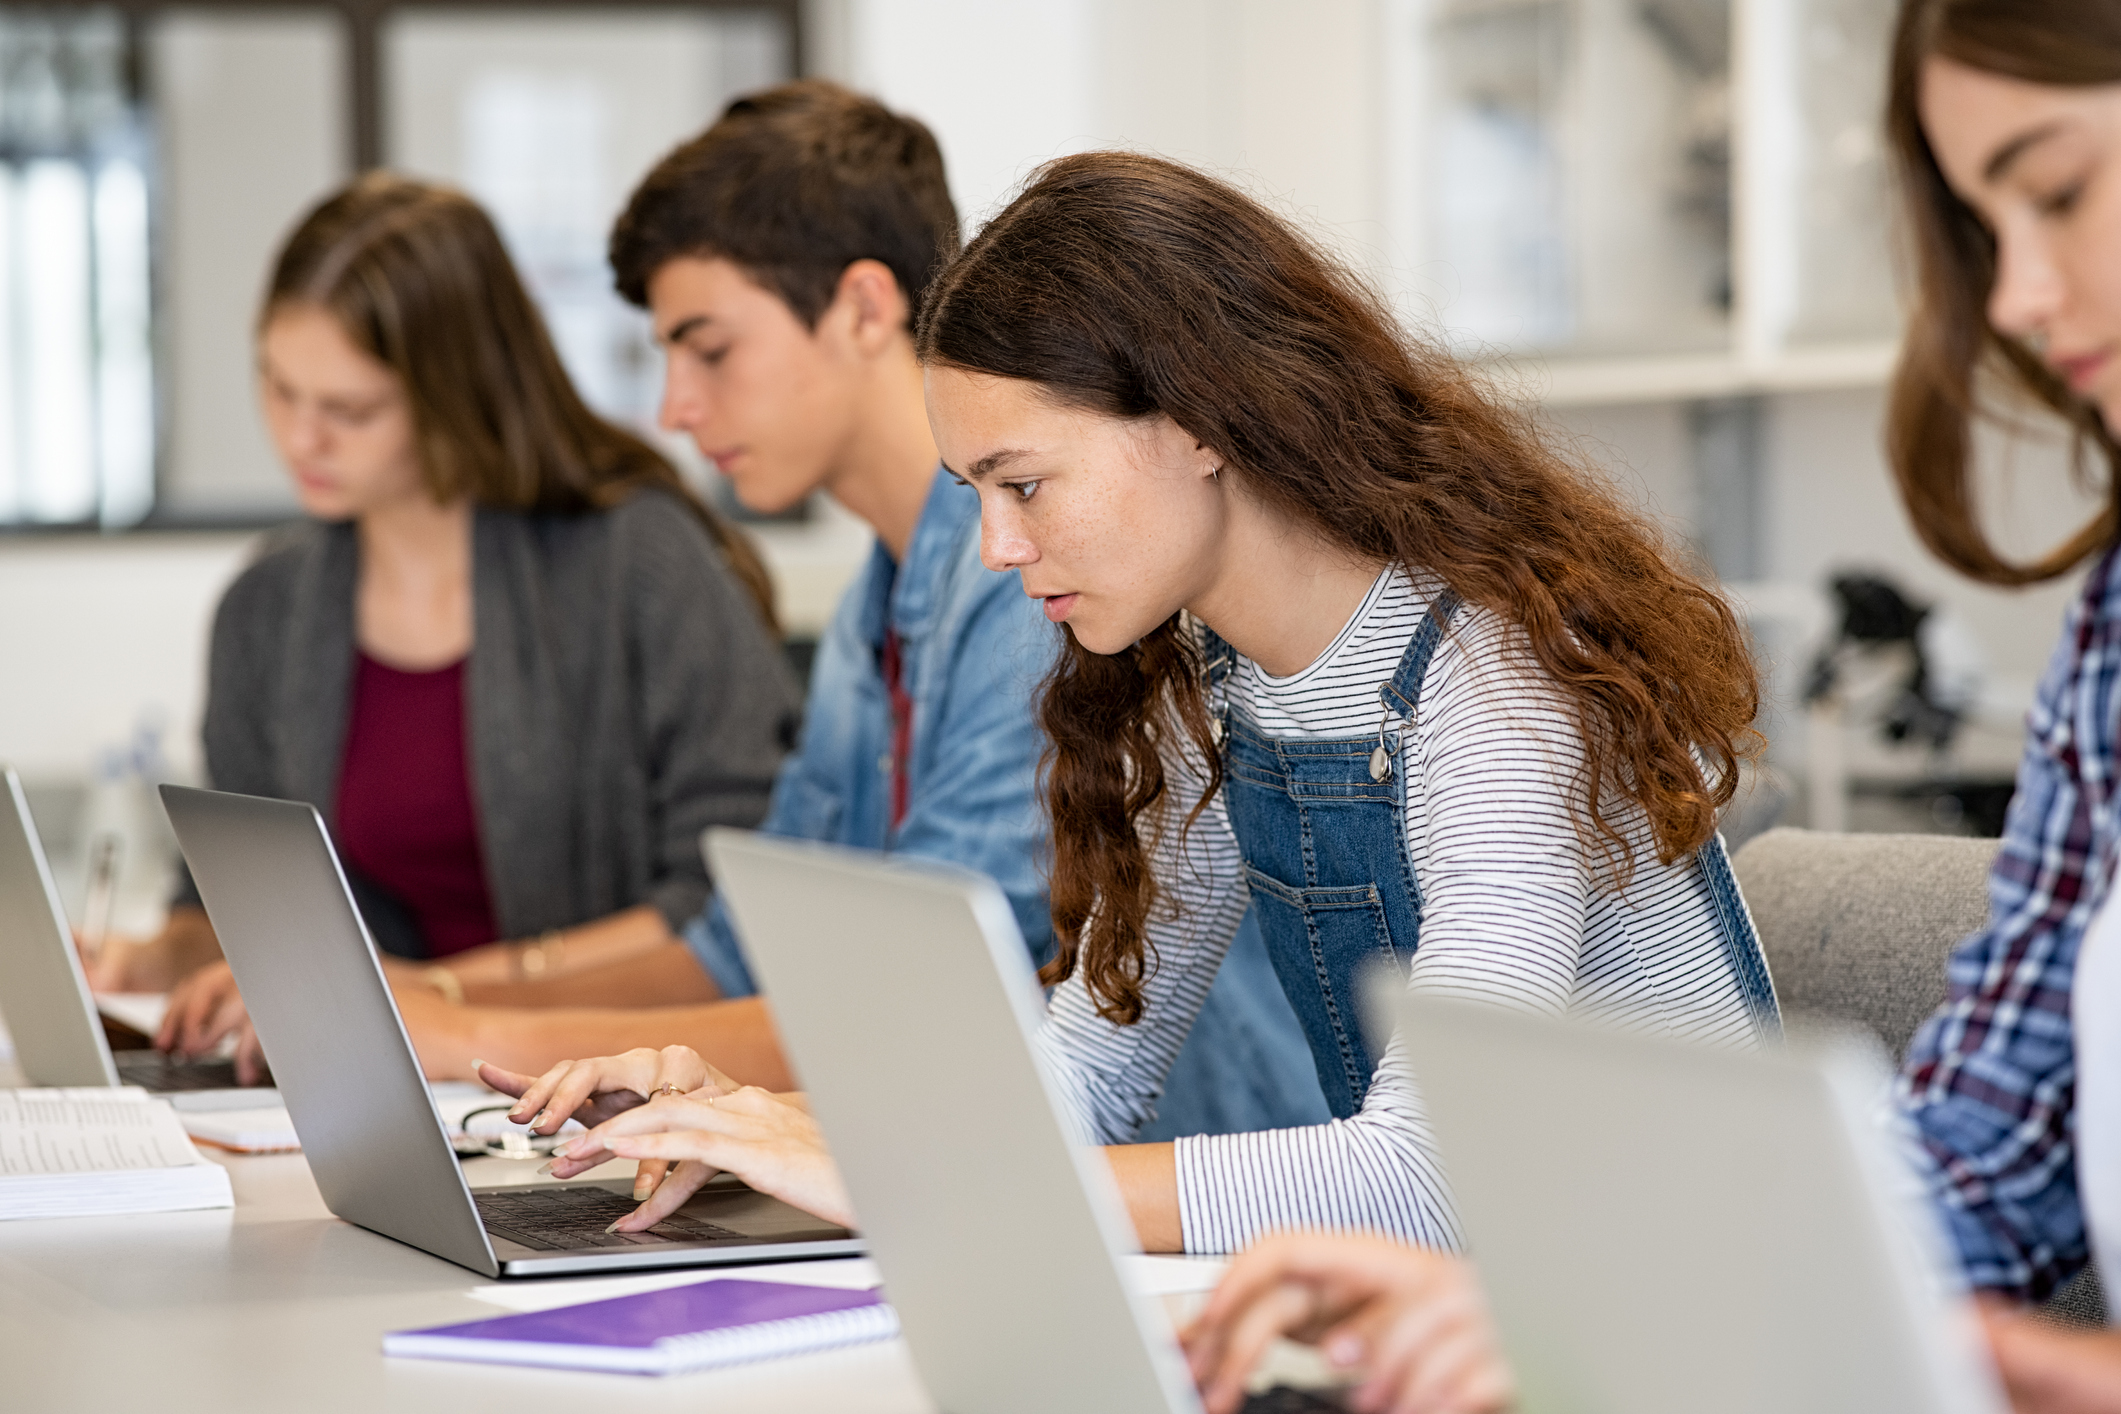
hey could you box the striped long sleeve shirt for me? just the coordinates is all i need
[1033,569,1766,1253]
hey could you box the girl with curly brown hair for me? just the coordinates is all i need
[514,151,1783,1275]
[909,150,1780,1254]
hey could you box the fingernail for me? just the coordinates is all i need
[535,1160,559,1177]
[633,1178,653,1199]
[1326,1332,1365,1366]
[530,1109,549,1129]
[602,1219,624,1234]
[470,1058,486,1072]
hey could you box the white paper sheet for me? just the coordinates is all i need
[467,1257,886,1312]
[1127,1254,1228,1295]
[178,1106,301,1153]
[93,993,170,1041]
[465,1252,1226,1314]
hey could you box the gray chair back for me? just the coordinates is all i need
[1730,827,2108,1326]
[1731,827,1998,1062]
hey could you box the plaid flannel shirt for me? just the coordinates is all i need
[1895,544,2121,1301]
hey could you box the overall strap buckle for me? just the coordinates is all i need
[1369,589,1464,783]
[1198,620,1237,748]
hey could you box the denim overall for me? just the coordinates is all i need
[1204,591,1780,1120]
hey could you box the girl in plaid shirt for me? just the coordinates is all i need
[1889,1,2121,1406]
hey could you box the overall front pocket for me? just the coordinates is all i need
[1244,868,1405,1112]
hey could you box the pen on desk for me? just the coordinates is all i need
[81,832,121,961]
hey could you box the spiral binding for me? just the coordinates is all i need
[652,1301,900,1373]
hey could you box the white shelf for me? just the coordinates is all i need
[1475,338,1901,407]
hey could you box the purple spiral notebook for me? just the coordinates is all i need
[384,1278,898,1376]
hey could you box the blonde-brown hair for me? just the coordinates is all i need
[265,172,777,627]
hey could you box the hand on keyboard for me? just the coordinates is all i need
[1182,1234,1512,1414]
[474,1187,743,1252]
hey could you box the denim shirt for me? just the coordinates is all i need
[686,470,1053,990]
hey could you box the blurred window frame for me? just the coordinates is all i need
[1,0,803,536]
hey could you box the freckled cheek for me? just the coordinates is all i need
[1057,487,1156,597]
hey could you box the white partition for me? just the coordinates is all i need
[151,9,349,520]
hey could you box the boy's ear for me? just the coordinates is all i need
[829,258,912,353]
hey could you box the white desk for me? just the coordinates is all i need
[0,1135,940,1411]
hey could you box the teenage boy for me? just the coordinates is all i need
[403,81,1325,1139]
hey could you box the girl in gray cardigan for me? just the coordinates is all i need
[93,174,798,1081]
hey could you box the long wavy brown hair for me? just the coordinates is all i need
[266,172,778,628]
[915,153,1761,1024]
[1886,0,2121,585]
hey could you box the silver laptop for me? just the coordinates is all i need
[161,784,861,1278]
[0,765,258,1097]
[1392,993,2007,1414]
[707,829,1209,1414]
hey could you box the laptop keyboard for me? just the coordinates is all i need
[1239,1388,1349,1413]
[474,1187,747,1251]
[113,1050,247,1092]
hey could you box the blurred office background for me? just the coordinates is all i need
[0,0,2100,930]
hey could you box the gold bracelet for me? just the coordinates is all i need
[425,966,465,1006]
[517,930,567,982]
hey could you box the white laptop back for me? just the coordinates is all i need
[706,829,1201,1414]
[1393,993,2006,1414]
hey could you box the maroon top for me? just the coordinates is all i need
[336,653,499,959]
[881,628,914,831]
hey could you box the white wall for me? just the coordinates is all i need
[0,532,257,782]
[811,0,1391,273]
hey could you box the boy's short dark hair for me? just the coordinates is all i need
[610,79,959,327]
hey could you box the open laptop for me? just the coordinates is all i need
[708,829,1344,1414]
[1390,992,2008,1414]
[0,765,258,1097]
[161,784,861,1278]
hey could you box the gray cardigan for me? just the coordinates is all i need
[174,488,800,958]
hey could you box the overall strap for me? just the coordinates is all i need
[1197,620,1238,696]
[1379,589,1463,723]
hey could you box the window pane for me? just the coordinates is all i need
[94,155,153,525]
[1418,0,1733,358]
[0,8,149,526]
[22,158,95,522]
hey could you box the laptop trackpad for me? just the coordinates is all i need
[678,1175,853,1238]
